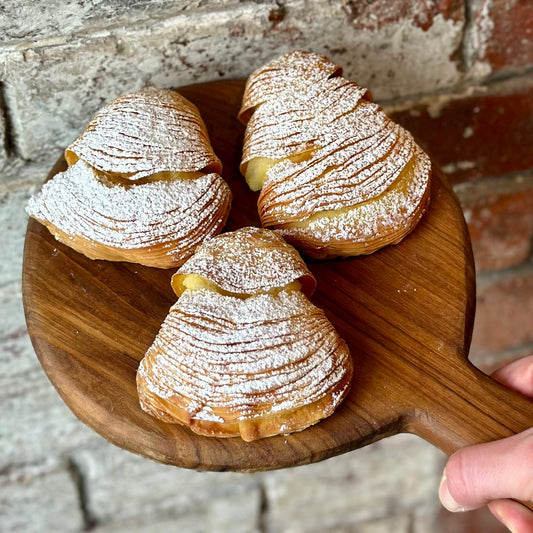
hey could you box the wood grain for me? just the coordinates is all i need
[22,80,533,474]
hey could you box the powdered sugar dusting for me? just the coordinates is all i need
[278,153,430,254]
[26,159,231,259]
[139,289,351,422]
[239,50,342,122]
[258,121,416,224]
[67,87,221,180]
[242,76,369,165]
[175,226,315,295]
[240,50,431,255]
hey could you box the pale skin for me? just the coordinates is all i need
[439,354,533,532]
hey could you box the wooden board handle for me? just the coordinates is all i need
[412,362,533,452]
[410,361,533,511]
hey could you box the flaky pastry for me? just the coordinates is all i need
[27,87,232,268]
[137,227,353,441]
[238,50,431,259]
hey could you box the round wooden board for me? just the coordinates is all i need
[22,80,533,472]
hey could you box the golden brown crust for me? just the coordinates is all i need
[137,228,353,441]
[27,88,232,268]
[239,50,431,259]
[27,161,232,268]
[274,153,432,258]
[138,361,353,441]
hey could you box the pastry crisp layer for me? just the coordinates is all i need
[239,50,431,258]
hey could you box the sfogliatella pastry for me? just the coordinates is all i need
[238,50,431,259]
[27,88,232,268]
[137,227,353,441]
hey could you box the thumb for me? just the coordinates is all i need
[439,427,533,512]
[440,354,533,512]
[439,355,533,531]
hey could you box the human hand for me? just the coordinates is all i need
[439,355,533,532]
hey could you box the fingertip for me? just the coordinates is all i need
[439,470,476,513]
[489,499,533,533]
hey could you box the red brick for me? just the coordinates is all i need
[343,0,464,31]
[470,268,533,359]
[390,90,533,183]
[472,0,533,73]
[459,178,533,272]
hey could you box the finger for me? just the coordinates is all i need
[492,355,533,399]
[439,428,533,512]
[489,499,533,533]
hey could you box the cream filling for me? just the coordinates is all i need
[180,273,302,298]
[66,151,205,186]
[243,150,315,191]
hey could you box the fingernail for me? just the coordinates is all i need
[439,472,469,512]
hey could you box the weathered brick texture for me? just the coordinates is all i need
[261,434,444,532]
[0,112,6,170]
[73,444,262,531]
[0,463,85,533]
[0,1,240,45]
[0,0,464,161]
[468,0,533,75]
[459,174,533,272]
[389,82,533,184]
[1,185,38,284]
[342,0,464,31]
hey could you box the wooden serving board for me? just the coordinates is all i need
[22,80,533,472]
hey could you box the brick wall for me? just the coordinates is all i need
[1,1,531,532]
